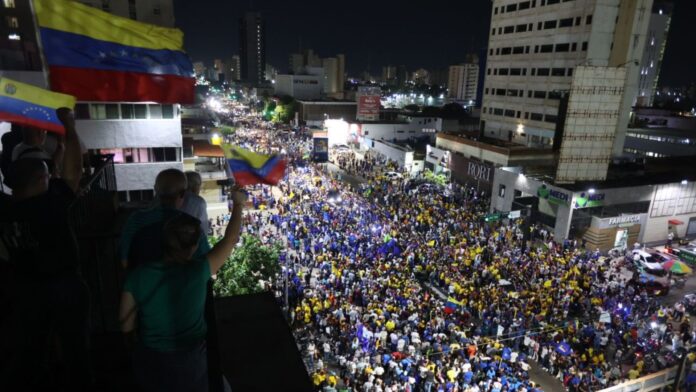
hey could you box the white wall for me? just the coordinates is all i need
[371,140,414,169]
[76,119,183,149]
[361,122,436,142]
[436,136,510,166]
[114,162,183,192]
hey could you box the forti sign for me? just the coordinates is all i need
[467,161,492,182]
[537,184,570,206]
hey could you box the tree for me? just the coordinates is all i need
[211,235,282,297]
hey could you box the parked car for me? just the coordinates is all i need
[384,171,403,181]
[631,250,667,276]
[629,272,670,296]
[333,144,351,153]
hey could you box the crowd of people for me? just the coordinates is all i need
[226,122,696,392]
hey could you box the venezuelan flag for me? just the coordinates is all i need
[34,0,193,104]
[221,145,287,186]
[444,297,463,314]
[0,77,75,135]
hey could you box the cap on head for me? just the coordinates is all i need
[154,169,187,200]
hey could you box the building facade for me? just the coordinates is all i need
[239,11,265,86]
[275,74,322,100]
[481,0,652,152]
[635,1,672,107]
[447,56,479,103]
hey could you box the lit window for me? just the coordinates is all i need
[8,33,19,40]
[7,16,18,28]
[3,0,16,8]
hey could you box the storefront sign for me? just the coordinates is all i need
[467,161,492,182]
[537,184,570,206]
[608,215,641,226]
[449,155,494,191]
[574,192,606,209]
[593,213,646,230]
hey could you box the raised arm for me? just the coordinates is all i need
[56,108,83,193]
[207,189,247,275]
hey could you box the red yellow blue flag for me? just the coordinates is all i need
[221,145,287,186]
[34,0,194,103]
[0,77,75,135]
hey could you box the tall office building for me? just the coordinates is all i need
[482,0,652,156]
[230,55,241,81]
[239,11,265,86]
[288,49,345,96]
[447,55,479,103]
[382,66,397,85]
[635,1,672,107]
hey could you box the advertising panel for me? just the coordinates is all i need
[356,86,381,121]
[313,137,329,163]
[450,154,494,191]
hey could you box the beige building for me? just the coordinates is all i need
[447,55,479,103]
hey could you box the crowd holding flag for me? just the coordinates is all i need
[33,0,194,104]
[0,77,75,134]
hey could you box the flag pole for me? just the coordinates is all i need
[28,0,51,89]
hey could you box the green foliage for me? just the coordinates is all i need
[219,125,236,135]
[272,96,298,124]
[210,235,282,297]
[422,169,448,186]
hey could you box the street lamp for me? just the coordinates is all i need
[588,188,596,194]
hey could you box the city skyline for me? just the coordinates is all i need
[173,0,696,87]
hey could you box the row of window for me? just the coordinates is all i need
[75,103,176,120]
[483,107,558,124]
[626,133,695,146]
[490,41,588,57]
[97,147,181,164]
[492,15,592,36]
[624,148,668,158]
[494,0,575,15]
[484,88,565,100]
[487,67,576,78]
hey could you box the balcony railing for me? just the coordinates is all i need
[70,154,118,235]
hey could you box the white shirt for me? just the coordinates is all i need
[181,191,209,233]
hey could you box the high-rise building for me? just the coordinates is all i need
[482,0,652,158]
[193,61,206,77]
[411,68,430,85]
[265,64,278,82]
[635,1,672,107]
[213,58,226,82]
[0,0,42,76]
[447,55,479,103]
[288,49,345,96]
[382,66,397,85]
[239,11,265,86]
[230,55,241,81]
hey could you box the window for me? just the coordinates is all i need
[504,109,515,118]
[575,16,581,26]
[487,68,491,75]
[543,20,557,29]
[134,104,147,119]
[519,1,531,10]
[493,108,504,116]
[571,42,577,51]
[75,104,90,119]
[504,26,514,34]
[531,68,536,76]
[586,15,593,24]
[534,45,540,53]
[105,104,119,119]
[510,68,522,75]
[507,89,519,97]
[494,7,498,14]
[489,48,494,55]
[501,47,512,55]
[544,114,558,123]
[513,46,524,54]
[162,105,174,119]
[3,0,15,8]
[499,184,506,198]
[152,147,178,162]
[496,89,506,96]
[148,104,163,119]
[537,22,543,30]
[582,41,588,51]
[534,90,546,99]
[7,16,18,28]
[551,68,565,76]
[547,0,560,4]
[121,104,134,119]
[530,113,543,121]
[555,43,570,52]
[548,91,563,100]
[506,3,517,12]
[525,46,530,54]
[499,68,509,75]
[492,28,496,36]
[89,104,106,120]
[559,18,573,27]
[528,23,533,30]
[540,44,553,53]
[485,88,489,95]
[567,68,573,77]
[496,48,500,55]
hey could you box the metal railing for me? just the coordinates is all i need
[597,367,679,392]
[69,154,117,233]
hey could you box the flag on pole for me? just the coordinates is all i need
[221,144,287,186]
[0,77,75,135]
[34,0,194,103]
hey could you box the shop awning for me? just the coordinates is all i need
[669,219,684,225]
[184,139,224,158]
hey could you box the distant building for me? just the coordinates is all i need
[411,68,430,85]
[193,61,206,78]
[213,59,226,82]
[78,0,175,27]
[239,12,265,86]
[275,74,322,100]
[635,1,673,107]
[0,0,42,75]
[289,49,345,96]
[230,55,241,81]
[382,66,397,86]
[265,64,278,83]
[429,68,449,88]
[447,55,479,103]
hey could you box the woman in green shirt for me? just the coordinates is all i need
[119,189,247,392]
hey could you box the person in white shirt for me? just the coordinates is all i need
[180,171,209,234]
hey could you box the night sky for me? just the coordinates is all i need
[173,0,695,87]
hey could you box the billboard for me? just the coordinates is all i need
[356,86,381,121]
[450,154,494,191]
[555,66,627,183]
[313,137,329,163]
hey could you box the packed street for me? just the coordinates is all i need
[211,116,696,392]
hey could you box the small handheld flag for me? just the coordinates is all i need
[221,144,287,186]
[444,296,463,314]
[0,77,75,135]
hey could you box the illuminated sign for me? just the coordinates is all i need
[537,184,570,205]
[574,192,605,209]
